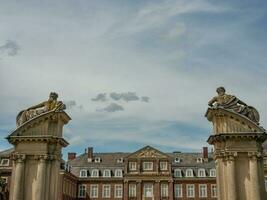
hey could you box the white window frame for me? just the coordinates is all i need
[143,162,153,171]
[0,159,9,166]
[174,184,183,198]
[78,184,86,198]
[210,169,216,177]
[174,169,182,177]
[102,184,111,198]
[198,169,206,177]
[129,184,136,197]
[160,161,168,170]
[129,162,137,171]
[143,183,153,197]
[174,157,181,163]
[117,158,124,163]
[103,169,111,178]
[211,184,217,197]
[94,157,101,163]
[91,169,99,178]
[186,184,195,198]
[115,184,123,198]
[79,169,87,178]
[186,169,194,177]
[199,184,207,198]
[90,184,99,198]
[197,157,203,163]
[161,183,168,197]
[115,169,123,177]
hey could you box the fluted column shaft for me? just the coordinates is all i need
[12,157,25,200]
[34,156,47,200]
[250,155,260,200]
[227,156,237,200]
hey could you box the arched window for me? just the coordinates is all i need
[79,169,87,178]
[103,169,111,177]
[174,169,182,177]
[115,169,123,177]
[91,169,99,177]
[185,169,194,177]
[210,169,216,177]
[198,169,206,177]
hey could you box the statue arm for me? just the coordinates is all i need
[208,97,217,106]
[237,99,247,106]
[26,101,46,110]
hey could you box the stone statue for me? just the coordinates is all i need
[208,87,260,124]
[16,92,66,126]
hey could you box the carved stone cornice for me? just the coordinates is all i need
[7,135,69,147]
[214,151,237,161]
[207,132,267,145]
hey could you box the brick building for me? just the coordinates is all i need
[1,145,267,200]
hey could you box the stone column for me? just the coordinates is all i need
[249,153,261,200]
[12,154,25,200]
[154,181,160,200]
[137,180,142,200]
[168,180,173,200]
[215,158,221,200]
[124,181,128,200]
[227,155,237,200]
[34,155,47,200]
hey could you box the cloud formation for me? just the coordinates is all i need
[110,92,139,102]
[0,40,20,56]
[64,100,76,109]
[97,103,124,113]
[141,96,150,103]
[91,93,107,102]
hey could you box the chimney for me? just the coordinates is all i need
[68,152,76,161]
[87,147,93,162]
[203,147,208,161]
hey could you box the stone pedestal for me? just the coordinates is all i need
[7,110,70,200]
[206,108,267,200]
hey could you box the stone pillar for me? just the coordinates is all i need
[154,181,160,200]
[168,181,173,200]
[215,158,221,200]
[12,154,25,200]
[34,155,47,200]
[249,153,261,200]
[227,155,237,200]
[137,180,142,200]
[124,181,128,200]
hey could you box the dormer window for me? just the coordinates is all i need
[115,169,123,177]
[94,157,101,163]
[174,169,182,177]
[197,158,203,163]
[186,169,194,177]
[198,169,206,177]
[103,169,111,177]
[143,162,153,171]
[174,157,181,163]
[0,159,9,166]
[210,169,216,177]
[129,162,137,171]
[80,169,87,178]
[160,162,168,170]
[91,169,99,177]
[117,158,124,163]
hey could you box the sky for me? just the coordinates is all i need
[1,0,267,158]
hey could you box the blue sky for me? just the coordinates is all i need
[0,0,267,158]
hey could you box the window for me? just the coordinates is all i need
[198,169,206,177]
[115,169,123,177]
[174,184,182,198]
[143,184,153,197]
[186,169,194,177]
[174,169,182,177]
[211,184,217,197]
[102,185,111,198]
[91,169,99,177]
[210,169,216,177]
[129,162,137,171]
[143,162,153,170]
[115,184,123,198]
[0,159,9,166]
[174,157,181,163]
[94,157,101,163]
[129,184,136,197]
[199,184,207,197]
[80,169,87,178]
[117,158,124,163]
[78,185,86,198]
[160,162,168,170]
[197,157,203,163]
[103,169,111,177]
[186,184,195,197]
[161,183,168,197]
[90,185,98,198]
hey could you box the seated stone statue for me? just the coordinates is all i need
[16,92,66,126]
[208,87,260,124]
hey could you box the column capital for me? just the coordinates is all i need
[12,153,26,162]
[248,152,262,160]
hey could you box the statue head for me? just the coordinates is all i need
[216,87,225,96]
[49,92,58,102]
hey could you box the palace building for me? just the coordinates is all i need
[1,144,267,200]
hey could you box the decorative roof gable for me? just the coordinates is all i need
[126,146,169,159]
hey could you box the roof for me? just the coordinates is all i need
[0,148,14,157]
